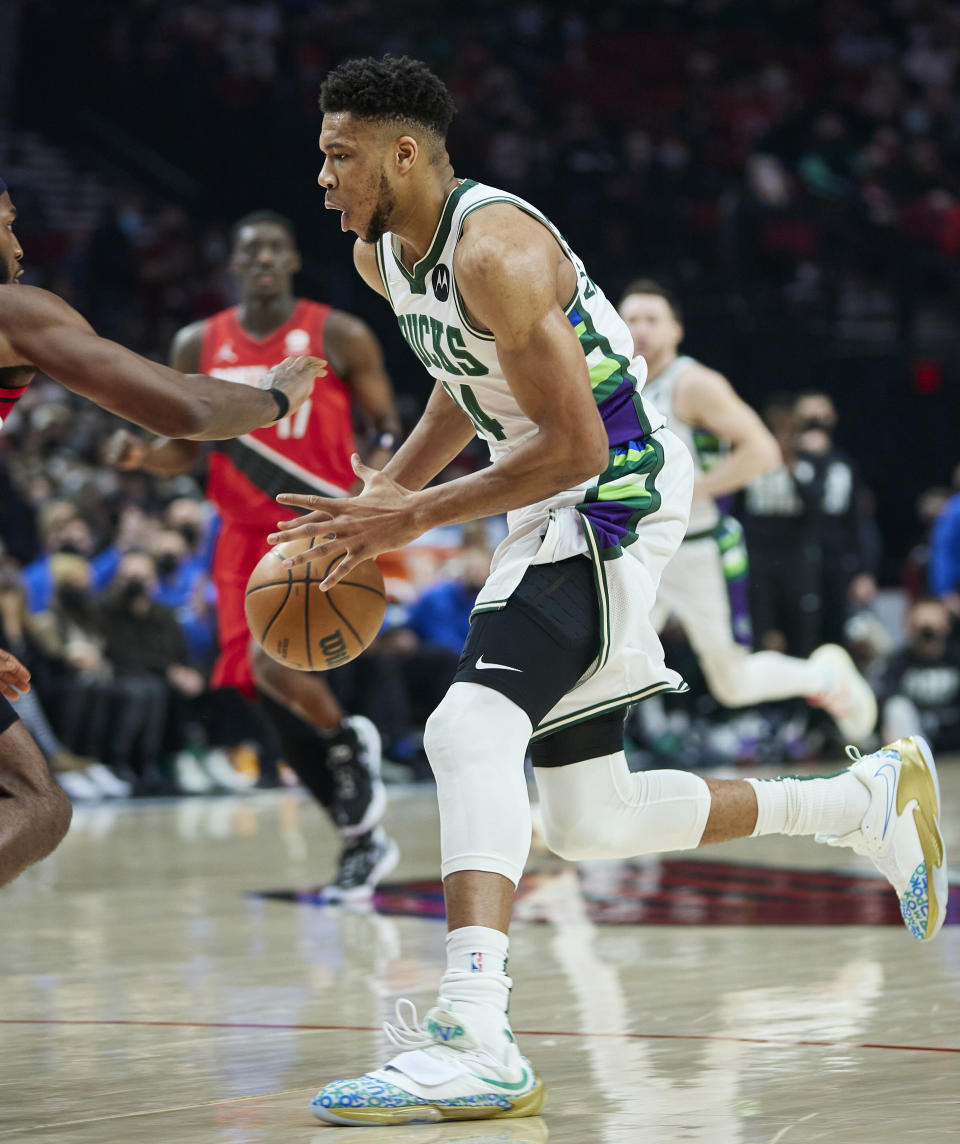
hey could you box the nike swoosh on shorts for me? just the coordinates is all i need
[475,655,522,673]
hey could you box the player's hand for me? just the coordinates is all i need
[268,455,421,589]
[0,648,31,701]
[259,355,328,418]
[104,429,150,470]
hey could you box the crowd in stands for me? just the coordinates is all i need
[14,0,960,352]
[3,0,960,796]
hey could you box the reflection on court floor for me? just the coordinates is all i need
[255,860,960,928]
[2,781,958,1143]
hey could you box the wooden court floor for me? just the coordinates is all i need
[2,765,959,1143]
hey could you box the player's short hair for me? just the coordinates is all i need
[794,389,835,406]
[619,279,683,321]
[0,175,7,196]
[230,210,298,250]
[320,55,456,140]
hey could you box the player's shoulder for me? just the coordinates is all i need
[673,359,738,420]
[353,238,388,299]
[169,316,210,371]
[456,203,555,285]
[170,317,209,352]
[677,358,726,386]
[0,283,69,319]
[323,306,371,341]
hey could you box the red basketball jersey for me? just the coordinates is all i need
[0,378,31,430]
[197,299,355,529]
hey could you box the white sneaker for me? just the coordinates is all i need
[816,736,948,941]
[83,762,133,799]
[346,714,382,775]
[174,751,214,795]
[201,748,256,791]
[58,769,104,802]
[809,643,878,741]
[311,1000,545,1126]
[330,716,387,837]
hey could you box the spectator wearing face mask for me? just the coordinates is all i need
[0,559,129,799]
[150,527,216,669]
[880,598,960,750]
[793,392,879,646]
[99,551,247,793]
[31,553,166,794]
[21,501,124,613]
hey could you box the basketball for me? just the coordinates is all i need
[245,536,386,671]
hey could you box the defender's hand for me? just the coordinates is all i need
[268,455,421,589]
[104,429,150,470]
[259,355,328,418]
[0,649,31,701]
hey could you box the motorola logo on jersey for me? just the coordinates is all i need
[432,264,450,302]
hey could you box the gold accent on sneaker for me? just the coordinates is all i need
[893,737,945,939]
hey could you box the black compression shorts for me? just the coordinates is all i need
[452,556,601,729]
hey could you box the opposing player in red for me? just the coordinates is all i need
[112,211,402,898]
[0,180,320,887]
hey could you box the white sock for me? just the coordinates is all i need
[438,926,513,1059]
[747,772,870,838]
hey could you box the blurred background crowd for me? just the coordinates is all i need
[2,0,960,798]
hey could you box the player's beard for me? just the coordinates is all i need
[0,258,12,285]
[362,170,397,244]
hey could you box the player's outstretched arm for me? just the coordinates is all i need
[0,286,321,440]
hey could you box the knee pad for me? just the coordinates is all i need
[534,753,710,862]
[424,682,533,886]
[698,646,749,708]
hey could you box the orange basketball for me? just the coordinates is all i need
[245,536,386,671]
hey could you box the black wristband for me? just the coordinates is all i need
[267,387,290,421]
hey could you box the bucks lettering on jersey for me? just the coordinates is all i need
[375,179,666,559]
[642,354,729,534]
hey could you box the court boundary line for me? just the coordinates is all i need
[0,1086,310,1138]
[1,1018,957,1055]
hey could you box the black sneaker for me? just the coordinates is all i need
[327,716,386,835]
[325,828,399,902]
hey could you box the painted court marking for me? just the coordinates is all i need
[1,1018,957,1055]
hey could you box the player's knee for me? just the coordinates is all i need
[424,682,531,784]
[44,784,73,851]
[699,651,747,707]
[539,798,596,861]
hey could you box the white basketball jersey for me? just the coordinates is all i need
[641,354,726,534]
[375,179,667,566]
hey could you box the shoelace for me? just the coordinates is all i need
[383,998,435,1050]
[845,744,862,762]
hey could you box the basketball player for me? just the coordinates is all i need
[267,58,945,1125]
[617,280,877,740]
[109,211,401,898]
[0,177,320,888]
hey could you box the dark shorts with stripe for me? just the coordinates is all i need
[453,556,602,728]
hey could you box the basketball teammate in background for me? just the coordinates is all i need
[0,178,320,887]
[110,211,401,899]
[269,58,944,1126]
[618,281,876,741]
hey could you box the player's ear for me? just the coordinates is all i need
[395,135,418,175]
